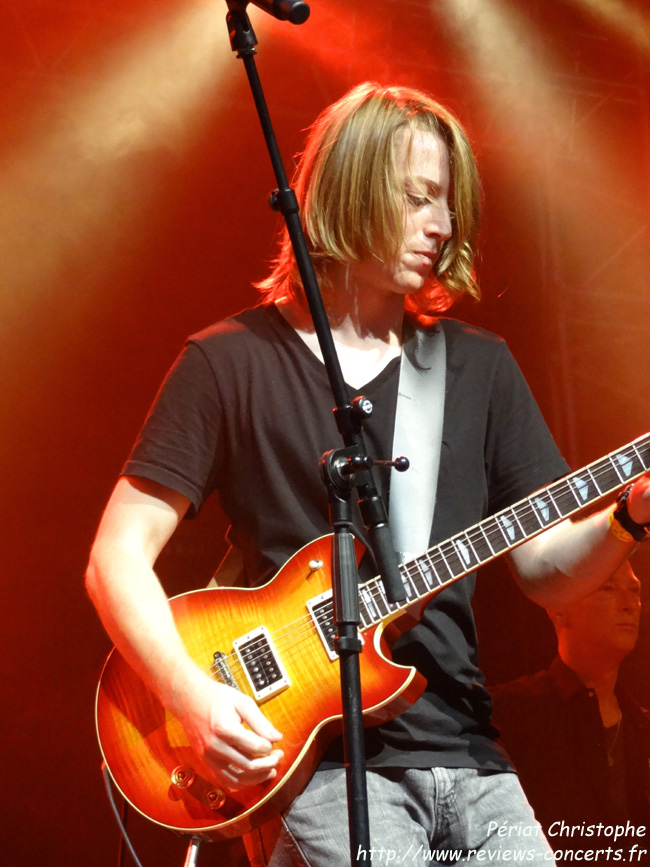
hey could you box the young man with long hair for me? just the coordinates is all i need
[87,83,650,865]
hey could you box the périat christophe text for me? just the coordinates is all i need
[354,820,648,862]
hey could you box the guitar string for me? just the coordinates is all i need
[210,553,461,685]
[204,582,403,686]
[209,508,513,683]
[207,520,567,686]
[204,453,648,686]
[207,613,330,682]
[204,569,405,681]
[205,476,575,680]
[205,567,410,682]
[207,527,490,682]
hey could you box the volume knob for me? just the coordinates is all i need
[170,766,195,789]
[206,789,227,810]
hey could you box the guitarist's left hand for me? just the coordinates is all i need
[627,474,650,526]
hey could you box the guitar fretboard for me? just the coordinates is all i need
[351,433,650,630]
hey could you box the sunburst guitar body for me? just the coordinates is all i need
[96,535,423,841]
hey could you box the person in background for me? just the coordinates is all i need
[492,561,650,854]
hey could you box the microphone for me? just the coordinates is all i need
[246,0,310,25]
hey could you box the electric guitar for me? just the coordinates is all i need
[96,433,650,841]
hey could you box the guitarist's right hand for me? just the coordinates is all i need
[171,673,284,790]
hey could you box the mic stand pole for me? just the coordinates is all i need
[224,5,408,864]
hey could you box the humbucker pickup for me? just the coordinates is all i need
[233,625,290,702]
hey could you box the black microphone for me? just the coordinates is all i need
[247,0,310,25]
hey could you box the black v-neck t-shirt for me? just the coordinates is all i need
[124,303,569,770]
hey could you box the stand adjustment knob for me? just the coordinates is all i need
[352,395,373,420]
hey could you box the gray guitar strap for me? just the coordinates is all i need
[389,322,446,563]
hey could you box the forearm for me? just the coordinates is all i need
[510,475,650,609]
[85,476,207,714]
[510,509,633,607]
[85,541,207,713]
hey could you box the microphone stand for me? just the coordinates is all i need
[222,4,408,865]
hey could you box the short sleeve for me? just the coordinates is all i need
[122,341,223,516]
[484,342,569,514]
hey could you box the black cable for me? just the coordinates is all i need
[102,763,146,867]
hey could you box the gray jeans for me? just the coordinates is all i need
[247,767,555,866]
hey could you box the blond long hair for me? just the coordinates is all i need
[258,82,481,316]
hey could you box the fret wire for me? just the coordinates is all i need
[492,515,512,548]
[544,486,562,515]
[496,512,520,547]
[416,558,435,589]
[358,594,370,629]
[409,560,429,596]
[565,477,584,508]
[375,580,392,613]
[354,438,650,630]
[466,526,493,563]
[631,442,649,471]
[399,562,414,588]
[570,475,589,506]
[463,531,482,563]
[602,458,632,487]
[477,523,497,556]
[554,481,580,516]
[361,586,378,621]
[406,562,425,594]
[601,462,626,489]
[363,581,380,626]
[534,489,562,525]
[379,579,400,614]
[369,578,399,622]
[625,446,646,476]
[515,502,538,536]
[609,456,627,484]
[512,503,533,538]
[588,464,606,493]
[436,545,458,581]
[367,580,381,603]
[426,553,446,585]
[374,581,392,610]
[526,496,553,538]
[588,463,604,487]
[402,566,418,599]
[452,536,476,571]
[445,542,464,577]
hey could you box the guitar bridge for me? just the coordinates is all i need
[233,626,290,702]
[212,651,241,691]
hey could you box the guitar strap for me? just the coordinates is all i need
[389,320,446,562]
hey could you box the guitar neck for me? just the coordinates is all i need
[357,433,650,630]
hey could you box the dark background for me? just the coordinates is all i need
[2,1,649,864]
